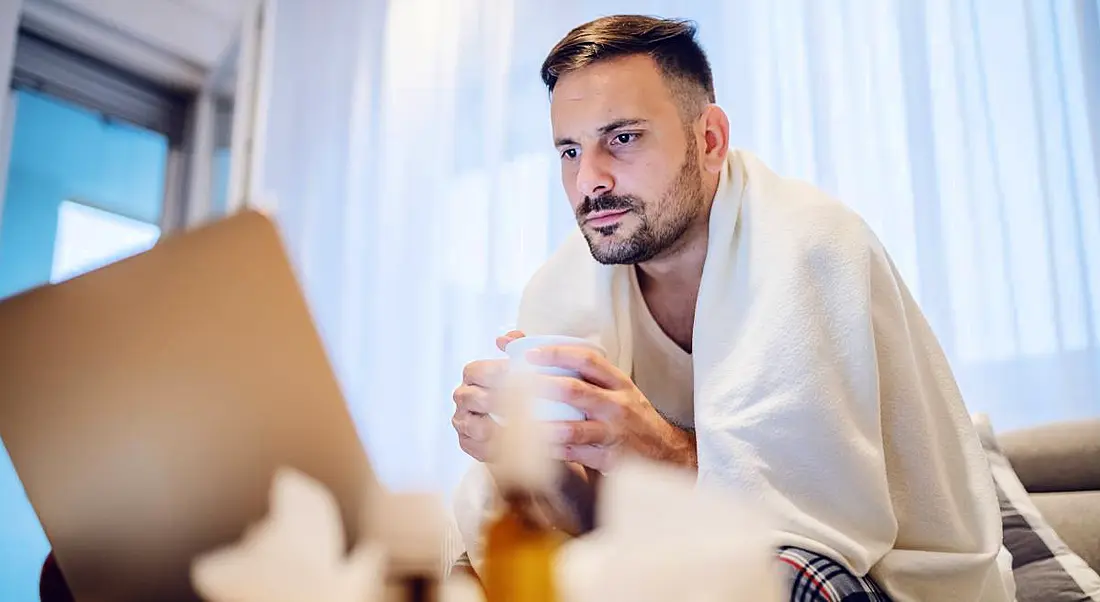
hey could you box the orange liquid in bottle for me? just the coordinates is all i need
[482,492,565,602]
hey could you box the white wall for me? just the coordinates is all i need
[18,0,247,90]
[0,0,18,96]
[0,90,16,235]
[0,0,20,228]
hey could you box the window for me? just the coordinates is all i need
[50,200,160,283]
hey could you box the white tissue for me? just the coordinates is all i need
[371,491,447,575]
[451,462,499,577]
[555,458,784,602]
[441,573,488,602]
[191,467,385,602]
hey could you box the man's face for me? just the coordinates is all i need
[551,54,707,265]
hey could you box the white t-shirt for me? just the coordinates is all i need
[627,267,694,431]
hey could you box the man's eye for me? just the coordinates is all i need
[561,148,578,159]
[612,133,638,145]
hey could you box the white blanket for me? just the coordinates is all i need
[457,149,1015,601]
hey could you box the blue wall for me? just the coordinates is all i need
[0,91,167,297]
[0,90,167,601]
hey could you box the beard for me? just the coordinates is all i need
[576,152,705,265]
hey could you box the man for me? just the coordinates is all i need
[452,15,1015,602]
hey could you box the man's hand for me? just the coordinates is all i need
[451,331,524,461]
[528,345,697,472]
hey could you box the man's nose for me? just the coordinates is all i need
[575,150,614,199]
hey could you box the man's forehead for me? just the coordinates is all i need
[550,55,677,135]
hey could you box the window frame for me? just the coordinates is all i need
[10,30,191,144]
[0,2,266,241]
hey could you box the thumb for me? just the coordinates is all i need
[496,330,525,352]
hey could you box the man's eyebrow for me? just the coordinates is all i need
[598,118,648,135]
[554,118,649,147]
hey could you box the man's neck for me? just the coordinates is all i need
[632,174,720,352]
[635,174,719,294]
[635,227,707,293]
[634,226,707,353]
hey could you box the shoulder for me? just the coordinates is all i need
[742,164,882,266]
[734,154,889,283]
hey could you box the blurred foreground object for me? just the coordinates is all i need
[39,552,73,602]
[371,491,447,601]
[191,467,385,602]
[0,209,375,600]
[482,373,565,602]
[192,468,483,602]
[556,457,784,602]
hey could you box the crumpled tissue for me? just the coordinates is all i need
[190,467,384,602]
[555,458,784,602]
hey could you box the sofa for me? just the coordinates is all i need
[973,415,1100,600]
[997,419,1100,572]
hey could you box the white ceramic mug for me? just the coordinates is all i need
[498,335,606,422]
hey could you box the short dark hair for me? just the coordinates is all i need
[540,15,716,116]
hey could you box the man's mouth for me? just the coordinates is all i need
[584,208,631,228]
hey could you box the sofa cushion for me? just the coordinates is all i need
[974,414,1100,601]
[999,420,1100,493]
[1032,491,1100,574]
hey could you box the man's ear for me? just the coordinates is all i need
[699,105,730,174]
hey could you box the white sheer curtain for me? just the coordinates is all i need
[253,0,1100,493]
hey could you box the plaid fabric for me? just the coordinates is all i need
[973,413,1100,601]
[453,551,473,571]
[779,546,891,602]
[454,548,890,600]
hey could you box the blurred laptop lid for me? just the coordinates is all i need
[0,210,378,602]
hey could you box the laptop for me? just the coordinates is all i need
[0,210,379,602]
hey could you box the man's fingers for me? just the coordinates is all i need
[552,444,610,472]
[549,420,613,446]
[453,384,494,414]
[452,410,497,441]
[465,413,498,441]
[458,435,493,463]
[461,359,509,387]
[496,330,525,352]
[532,375,619,418]
[525,346,627,389]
